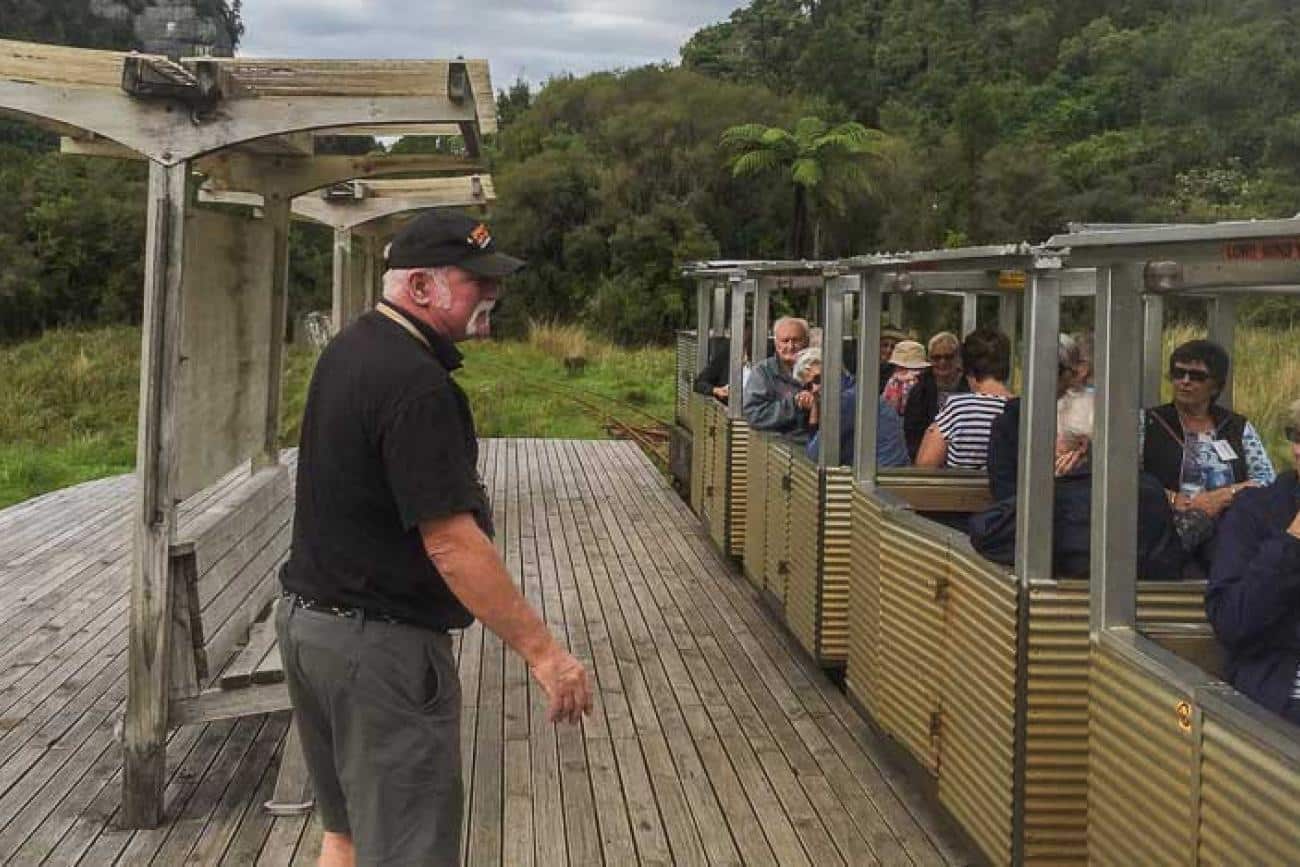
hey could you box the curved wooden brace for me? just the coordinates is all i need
[0,40,494,165]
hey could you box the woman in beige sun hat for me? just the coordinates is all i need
[881,339,930,416]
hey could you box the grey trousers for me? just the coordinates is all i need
[276,601,463,867]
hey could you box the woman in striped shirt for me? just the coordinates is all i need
[915,328,1013,470]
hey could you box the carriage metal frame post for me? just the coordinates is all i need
[727,276,752,421]
[694,279,713,379]
[818,273,857,469]
[1011,263,1065,864]
[0,37,498,828]
[853,271,885,487]
[1048,219,1300,863]
[961,292,980,337]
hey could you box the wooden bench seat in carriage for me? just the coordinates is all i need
[875,467,994,514]
[154,461,312,816]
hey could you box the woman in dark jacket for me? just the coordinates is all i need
[1206,401,1300,723]
[902,331,969,460]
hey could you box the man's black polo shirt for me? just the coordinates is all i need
[282,301,490,632]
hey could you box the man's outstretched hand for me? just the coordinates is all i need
[530,646,594,725]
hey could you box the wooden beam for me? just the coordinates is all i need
[258,195,292,469]
[197,56,490,99]
[239,132,316,157]
[123,160,189,829]
[197,151,485,198]
[0,38,141,89]
[169,682,292,726]
[60,135,143,160]
[312,123,464,137]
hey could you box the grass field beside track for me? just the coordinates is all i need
[1,320,1295,510]
[0,322,675,509]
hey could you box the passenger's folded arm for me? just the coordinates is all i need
[1206,510,1300,649]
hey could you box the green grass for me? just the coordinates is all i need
[1163,323,1300,472]
[0,324,675,509]
[458,325,675,438]
[3,319,1294,511]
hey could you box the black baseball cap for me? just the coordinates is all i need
[385,209,525,278]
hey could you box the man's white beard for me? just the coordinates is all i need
[467,299,495,337]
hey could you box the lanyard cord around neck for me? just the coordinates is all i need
[375,303,432,352]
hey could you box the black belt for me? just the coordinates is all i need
[282,591,439,631]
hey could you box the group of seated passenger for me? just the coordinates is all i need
[727,318,1300,724]
[739,317,1019,475]
[737,316,913,468]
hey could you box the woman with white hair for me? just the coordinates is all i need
[1207,399,1300,724]
[796,347,910,468]
[899,331,970,460]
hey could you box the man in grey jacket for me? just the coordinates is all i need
[743,316,814,441]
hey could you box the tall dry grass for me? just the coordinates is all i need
[1162,323,1300,470]
[528,320,600,362]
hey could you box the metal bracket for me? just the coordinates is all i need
[780,474,792,493]
[448,61,470,104]
[933,575,950,605]
[121,56,221,116]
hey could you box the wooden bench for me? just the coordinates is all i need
[877,468,994,514]
[126,461,312,824]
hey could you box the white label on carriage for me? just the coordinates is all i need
[1212,440,1239,462]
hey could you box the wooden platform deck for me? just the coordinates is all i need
[0,439,974,865]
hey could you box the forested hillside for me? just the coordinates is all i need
[0,1,249,339]
[2,1,1299,344]
[683,0,1300,245]
[493,0,1300,341]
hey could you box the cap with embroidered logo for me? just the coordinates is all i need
[384,209,525,278]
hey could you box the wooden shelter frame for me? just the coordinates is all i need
[202,175,497,331]
[0,37,497,828]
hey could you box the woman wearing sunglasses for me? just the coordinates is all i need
[1141,339,1275,524]
[1205,401,1300,724]
[897,331,971,461]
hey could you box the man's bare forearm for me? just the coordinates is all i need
[421,514,556,665]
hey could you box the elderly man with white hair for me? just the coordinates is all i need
[742,315,814,440]
[279,210,592,867]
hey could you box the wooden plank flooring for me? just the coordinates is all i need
[0,440,974,865]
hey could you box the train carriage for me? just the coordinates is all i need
[674,223,1299,864]
[1056,221,1300,865]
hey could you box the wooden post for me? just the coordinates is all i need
[331,227,354,335]
[124,160,189,829]
[258,193,292,468]
[362,236,381,308]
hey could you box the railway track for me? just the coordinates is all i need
[469,357,671,468]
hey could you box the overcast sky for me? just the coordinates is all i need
[237,0,741,89]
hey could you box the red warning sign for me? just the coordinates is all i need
[1223,238,1300,261]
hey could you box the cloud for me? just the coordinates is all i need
[237,0,739,85]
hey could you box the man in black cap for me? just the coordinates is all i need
[277,209,592,867]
